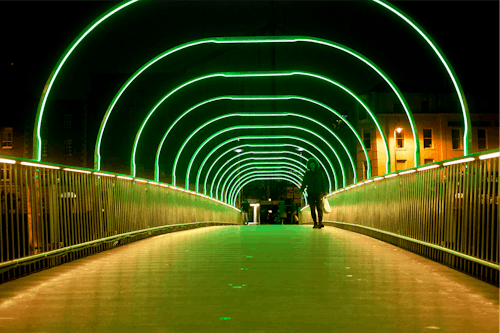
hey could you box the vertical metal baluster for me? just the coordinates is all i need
[7,164,14,262]
[429,168,437,246]
[467,161,474,261]
[480,160,488,262]
[13,165,20,262]
[470,160,479,259]
[484,159,493,262]
[74,172,82,251]
[461,163,469,255]
[493,158,499,265]
[445,164,455,264]
[0,163,5,263]
[493,157,500,264]
[89,175,98,243]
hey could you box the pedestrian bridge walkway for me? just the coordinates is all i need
[0,225,497,333]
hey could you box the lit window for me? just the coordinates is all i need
[424,158,434,165]
[42,140,48,157]
[451,129,461,150]
[477,129,487,150]
[396,129,404,148]
[363,130,371,150]
[423,129,432,149]
[64,139,73,156]
[64,115,73,129]
[2,128,13,149]
[421,101,429,113]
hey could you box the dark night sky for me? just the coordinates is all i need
[3,1,499,101]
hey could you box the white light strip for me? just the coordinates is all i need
[148,182,159,185]
[63,168,91,174]
[159,184,169,188]
[417,164,440,171]
[134,179,147,183]
[479,152,500,160]
[94,172,115,177]
[374,177,384,181]
[399,169,416,175]
[385,174,398,178]
[0,158,16,164]
[21,162,60,169]
[443,157,475,166]
[117,176,133,180]
[364,180,373,183]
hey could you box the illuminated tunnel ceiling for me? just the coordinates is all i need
[27,0,499,201]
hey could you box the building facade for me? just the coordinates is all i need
[352,85,499,179]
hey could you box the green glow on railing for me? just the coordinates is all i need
[179,126,341,191]
[372,0,471,156]
[221,160,306,203]
[228,173,304,206]
[33,0,138,162]
[172,113,351,189]
[155,95,372,182]
[207,148,308,199]
[198,138,334,195]
[94,36,419,171]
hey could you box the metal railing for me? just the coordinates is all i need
[0,158,242,283]
[300,149,499,285]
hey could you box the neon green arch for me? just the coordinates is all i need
[229,172,305,207]
[207,148,309,198]
[372,0,471,155]
[171,113,352,189]
[32,0,138,162]
[179,125,342,191]
[221,160,306,203]
[232,176,307,207]
[34,3,471,165]
[155,95,372,182]
[94,37,420,172]
[132,72,389,178]
[224,164,305,204]
[198,138,334,195]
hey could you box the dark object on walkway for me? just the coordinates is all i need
[299,158,328,228]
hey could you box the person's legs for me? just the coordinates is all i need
[309,195,318,227]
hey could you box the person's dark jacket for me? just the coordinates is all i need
[241,201,250,212]
[300,168,328,195]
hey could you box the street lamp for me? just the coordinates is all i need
[394,127,403,171]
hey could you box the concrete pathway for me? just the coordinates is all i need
[0,225,498,333]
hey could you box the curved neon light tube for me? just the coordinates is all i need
[134,71,388,178]
[155,95,372,182]
[33,0,138,161]
[232,176,307,207]
[208,148,309,198]
[172,114,350,188]
[199,138,334,196]
[229,173,305,206]
[94,36,419,171]
[229,171,303,206]
[372,0,471,156]
[222,161,306,203]
[225,165,305,204]
[180,126,341,191]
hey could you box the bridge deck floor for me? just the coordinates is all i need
[0,225,498,333]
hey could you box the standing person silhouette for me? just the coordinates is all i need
[299,158,328,229]
[241,198,250,224]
